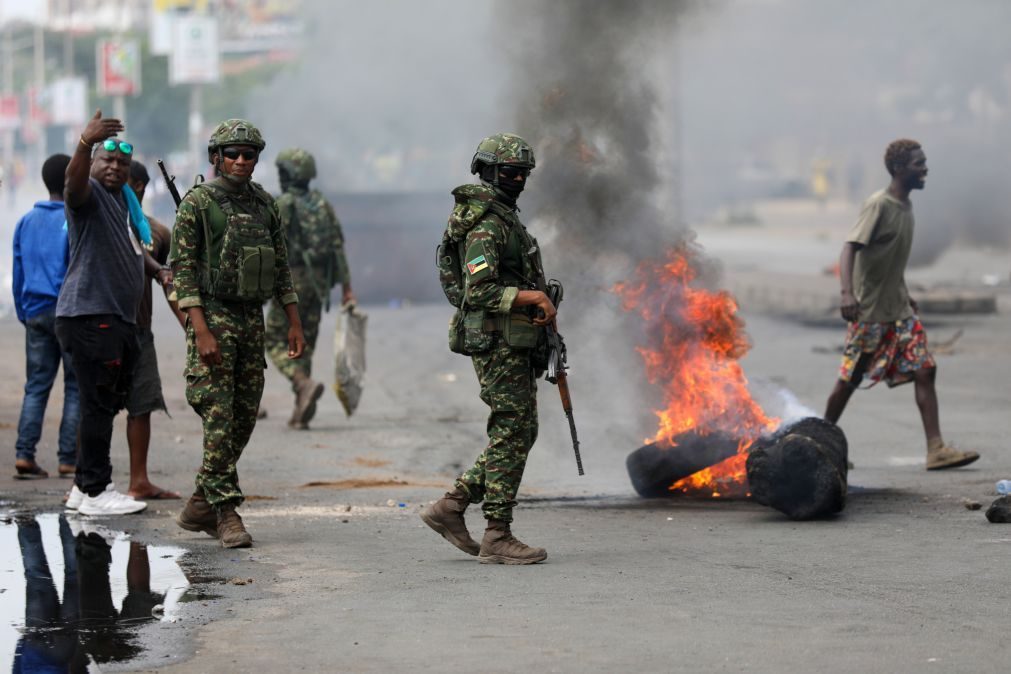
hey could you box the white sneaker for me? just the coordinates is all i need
[65,485,84,511]
[66,516,118,542]
[78,483,147,516]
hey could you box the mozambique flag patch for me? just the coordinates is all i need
[467,255,489,275]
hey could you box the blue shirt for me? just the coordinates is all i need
[12,200,69,322]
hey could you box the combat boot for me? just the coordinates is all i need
[216,505,253,548]
[478,519,547,565]
[176,491,218,538]
[291,372,324,429]
[420,489,480,556]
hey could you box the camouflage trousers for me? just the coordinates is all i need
[266,275,323,384]
[185,298,266,508]
[455,339,538,522]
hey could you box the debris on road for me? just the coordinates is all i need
[985,496,1011,523]
[746,417,848,520]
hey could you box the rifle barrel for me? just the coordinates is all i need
[556,373,583,475]
[157,159,183,209]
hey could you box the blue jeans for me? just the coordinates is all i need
[16,311,80,466]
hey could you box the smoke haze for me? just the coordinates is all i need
[243,0,1011,484]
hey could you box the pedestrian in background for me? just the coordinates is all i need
[12,153,79,480]
[121,160,185,501]
[824,138,980,471]
[267,148,354,429]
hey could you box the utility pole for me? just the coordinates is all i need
[189,83,203,178]
[63,0,76,153]
[33,24,45,169]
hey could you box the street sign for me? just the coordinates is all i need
[44,77,88,126]
[97,40,142,96]
[170,15,220,85]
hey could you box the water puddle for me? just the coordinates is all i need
[0,512,191,671]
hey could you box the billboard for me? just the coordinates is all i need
[97,40,142,96]
[170,15,220,85]
[44,77,89,126]
[0,96,19,131]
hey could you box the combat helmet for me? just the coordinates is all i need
[470,133,536,178]
[275,148,317,182]
[207,118,266,162]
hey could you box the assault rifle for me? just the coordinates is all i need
[157,159,183,209]
[544,280,584,476]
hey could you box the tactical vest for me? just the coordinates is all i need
[192,182,277,303]
[284,189,340,269]
[438,184,543,355]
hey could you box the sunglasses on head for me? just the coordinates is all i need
[222,147,259,161]
[102,140,133,155]
[498,165,531,180]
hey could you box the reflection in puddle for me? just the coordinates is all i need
[0,513,190,670]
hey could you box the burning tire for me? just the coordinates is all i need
[626,431,741,498]
[746,417,848,520]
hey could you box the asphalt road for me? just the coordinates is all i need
[2,236,1010,673]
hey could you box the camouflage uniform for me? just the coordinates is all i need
[265,148,350,382]
[171,120,297,508]
[447,135,542,523]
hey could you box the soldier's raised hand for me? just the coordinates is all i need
[81,109,125,145]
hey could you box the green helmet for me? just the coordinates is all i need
[469,133,536,175]
[275,147,317,182]
[207,118,266,161]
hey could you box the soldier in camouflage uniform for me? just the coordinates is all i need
[421,133,557,565]
[172,119,306,548]
[265,148,353,429]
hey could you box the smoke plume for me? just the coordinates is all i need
[492,1,704,486]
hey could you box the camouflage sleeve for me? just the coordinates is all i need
[326,201,351,286]
[462,218,517,314]
[267,199,298,306]
[169,195,205,309]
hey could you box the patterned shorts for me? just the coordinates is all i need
[839,316,936,389]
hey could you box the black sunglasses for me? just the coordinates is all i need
[498,165,531,180]
[222,147,259,161]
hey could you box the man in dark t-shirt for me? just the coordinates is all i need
[57,110,171,516]
[123,160,185,501]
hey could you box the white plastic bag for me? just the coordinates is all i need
[333,303,367,416]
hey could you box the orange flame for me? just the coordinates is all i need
[615,243,778,497]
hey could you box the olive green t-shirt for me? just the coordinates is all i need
[846,189,914,323]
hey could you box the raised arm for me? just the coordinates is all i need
[65,110,124,209]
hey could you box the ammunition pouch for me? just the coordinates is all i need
[499,312,539,349]
[448,308,493,355]
[448,308,542,356]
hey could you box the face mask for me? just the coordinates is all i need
[480,164,528,199]
[497,180,525,200]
